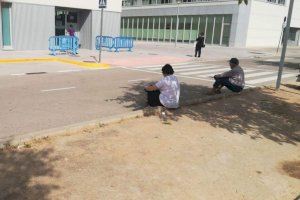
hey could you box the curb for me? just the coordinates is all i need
[0,111,143,148]
[0,88,255,148]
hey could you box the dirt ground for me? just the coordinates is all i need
[0,85,300,200]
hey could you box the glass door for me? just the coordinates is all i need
[1,3,12,48]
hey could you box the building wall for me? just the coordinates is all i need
[122,1,246,47]
[0,1,121,50]
[1,0,122,12]
[78,10,92,49]
[91,10,121,50]
[230,2,251,47]
[291,0,300,28]
[11,3,55,50]
[246,0,289,47]
[0,3,2,49]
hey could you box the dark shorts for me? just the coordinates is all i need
[146,90,163,107]
[213,77,243,93]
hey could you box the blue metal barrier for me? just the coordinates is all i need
[95,36,114,51]
[49,36,79,55]
[114,37,134,52]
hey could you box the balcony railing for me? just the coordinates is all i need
[122,0,235,7]
[122,0,286,7]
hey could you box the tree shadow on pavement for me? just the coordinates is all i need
[0,147,60,200]
[254,60,300,70]
[109,81,300,145]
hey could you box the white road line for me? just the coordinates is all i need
[58,69,83,73]
[135,62,194,69]
[121,66,213,82]
[181,68,226,76]
[128,78,149,82]
[175,65,224,72]
[122,66,256,88]
[247,74,296,84]
[11,73,26,76]
[245,71,275,78]
[145,64,213,70]
[41,87,76,92]
[199,69,257,78]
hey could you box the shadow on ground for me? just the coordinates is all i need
[109,82,300,145]
[255,60,300,70]
[0,147,60,200]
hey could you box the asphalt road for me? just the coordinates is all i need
[0,59,298,143]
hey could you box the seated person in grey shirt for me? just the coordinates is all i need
[212,58,245,94]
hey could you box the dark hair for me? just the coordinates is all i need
[162,64,174,75]
[200,32,204,36]
[229,58,239,65]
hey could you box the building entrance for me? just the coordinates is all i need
[55,8,80,37]
[55,7,92,49]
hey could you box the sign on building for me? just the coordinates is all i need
[99,0,107,8]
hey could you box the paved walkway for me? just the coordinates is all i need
[1,42,295,67]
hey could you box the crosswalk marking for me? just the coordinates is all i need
[175,65,223,72]
[245,71,275,78]
[147,64,212,71]
[181,68,226,76]
[135,62,194,69]
[131,62,298,86]
[247,74,296,84]
[198,69,257,78]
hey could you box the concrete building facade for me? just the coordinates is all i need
[0,0,122,50]
[121,0,300,47]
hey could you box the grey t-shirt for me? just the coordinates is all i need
[155,75,180,108]
[218,66,245,87]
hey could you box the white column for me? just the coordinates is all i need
[147,17,149,42]
[141,18,144,40]
[163,17,167,42]
[220,16,224,45]
[189,17,193,43]
[137,18,139,40]
[170,17,173,42]
[212,17,216,44]
[204,16,208,43]
[158,17,161,41]
[182,17,186,43]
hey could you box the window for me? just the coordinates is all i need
[160,0,171,4]
[267,0,285,5]
[1,3,12,48]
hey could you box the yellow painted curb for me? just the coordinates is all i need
[56,58,110,69]
[0,57,110,69]
[0,58,56,63]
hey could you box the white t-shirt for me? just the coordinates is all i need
[155,75,180,108]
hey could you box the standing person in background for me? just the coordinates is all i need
[67,25,75,37]
[195,32,205,58]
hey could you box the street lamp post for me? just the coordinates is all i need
[175,1,180,47]
[276,0,295,89]
[98,0,106,63]
[98,7,104,63]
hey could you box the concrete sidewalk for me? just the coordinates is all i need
[1,86,299,200]
[1,42,296,67]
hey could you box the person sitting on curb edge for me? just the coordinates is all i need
[211,58,245,94]
[144,64,180,109]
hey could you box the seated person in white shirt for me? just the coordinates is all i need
[144,64,180,109]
